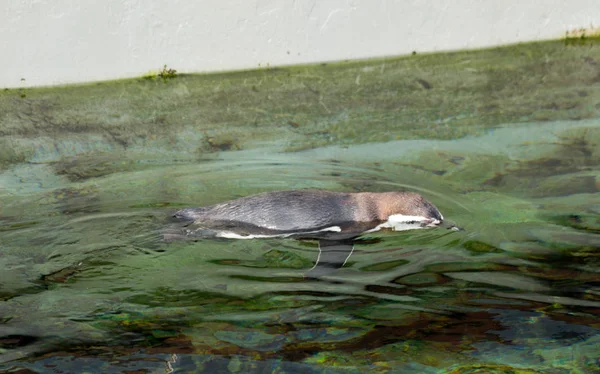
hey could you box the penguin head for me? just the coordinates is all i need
[376,192,444,231]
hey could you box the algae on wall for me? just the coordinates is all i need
[1,39,600,171]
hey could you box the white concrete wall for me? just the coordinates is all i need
[2,0,599,88]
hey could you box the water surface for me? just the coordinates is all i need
[1,40,600,373]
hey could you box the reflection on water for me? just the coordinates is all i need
[2,42,600,373]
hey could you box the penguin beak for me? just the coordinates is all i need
[439,220,464,231]
[423,218,442,228]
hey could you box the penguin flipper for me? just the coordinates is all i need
[305,239,355,278]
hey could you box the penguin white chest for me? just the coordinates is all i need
[366,214,441,233]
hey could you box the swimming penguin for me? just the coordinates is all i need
[172,190,446,277]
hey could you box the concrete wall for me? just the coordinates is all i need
[2,0,599,88]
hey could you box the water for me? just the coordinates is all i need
[1,40,600,373]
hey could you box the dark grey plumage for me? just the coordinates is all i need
[173,189,443,240]
[170,189,449,278]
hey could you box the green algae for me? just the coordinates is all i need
[424,262,515,273]
[0,138,34,171]
[359,259,410,272]
[563,27,600,46]
[229,275,306,283]
[394,272,450,286]
[559,214,600,232]
[444,363,544,373]
[1,39,600,374]
[125,287,242,308]
[0,221,40,231]
[262,249,314,268]
[209,249,313,269]
[463,240,504,255]
[2,40,600,172]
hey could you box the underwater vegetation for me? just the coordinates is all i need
[1,38,600,373]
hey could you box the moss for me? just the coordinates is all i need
[127,201,187,208]
[0,335,39,350]
[359,259,409,272]
[53,153,133,181]
[124,287,240,308]
[424,262,513,273]
[142,64,178,82]
[262,249,314,268]
[549,214,600,232]
[208,250,313,269]
[463,240,504,254]
[394,272,450,286]
[229,275,306,283]
[0,221,40,231]
[158,64,178,81]
[446,363,543,373]
[0,138,34,170]
[52,185,100,214]
[203,134,242,152]
[564,27,600,46]
[41,265,82,284]
[1,39,600,170]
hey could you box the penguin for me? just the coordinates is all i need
[171,190,447,277]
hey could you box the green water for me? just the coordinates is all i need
[1,40,599,373]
